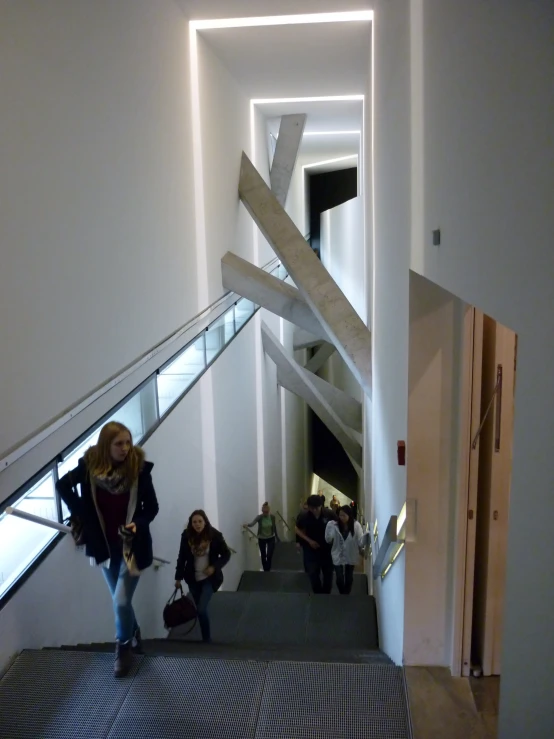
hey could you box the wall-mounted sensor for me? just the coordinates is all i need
[432,229,441,246]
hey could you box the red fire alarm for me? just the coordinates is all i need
[397,441,406,466]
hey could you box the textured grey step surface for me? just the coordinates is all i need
[239,569,368,595]
[271,541,304,570]
[0,649,410,738]
[54,641,393,664]
[169,591,378,649]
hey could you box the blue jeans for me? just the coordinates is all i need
[102,548,140,644]
[188,579,214,642]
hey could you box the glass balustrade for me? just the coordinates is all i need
[0,260,287,605]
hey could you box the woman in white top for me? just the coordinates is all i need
[325,505,364,594]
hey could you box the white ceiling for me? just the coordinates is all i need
[199,22,370,99]
[265,101,362,171]
[264,100,363,134]
[181,2,371,177]
[176,0,373,22]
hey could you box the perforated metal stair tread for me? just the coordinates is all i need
[0,649,142,739]
[52,642,394,664]
[0,650,410,739]
[238,570,369,595]
[168,590,379,649]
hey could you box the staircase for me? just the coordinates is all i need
[0,544,413,738]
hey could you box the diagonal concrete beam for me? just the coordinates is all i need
[221,252,328,341]
[262,322,362,469]
[305,342,336,374]
[239,152,372,398]
[297,367,362,433]
[293,328,327,351]
[270,114,306,206]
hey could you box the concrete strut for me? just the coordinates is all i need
[239,152,372,399]
[298,367,362,433]
[293,328,327,351]
[305,343,336,374]
[221,251,329,341]
[262,322,362,469]
[269,114,307,206]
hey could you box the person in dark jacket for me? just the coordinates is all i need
[56,421,159,678]
[295,494,336,594]
[243,502,280,571]
[174,510,231,643]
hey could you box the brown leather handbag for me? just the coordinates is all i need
[163,587,197,633]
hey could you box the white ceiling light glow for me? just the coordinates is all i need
[252,95,364,105]
[303,131,361,136]
[190,11,373,31]
[303,154,358,170]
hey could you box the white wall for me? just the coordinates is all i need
[320,197,366,321]
[404,272,464,666]
[285,153,308,235]
[371,0,411,666]
[197,33,253,303]
[0,0,196,457]
[282,319,311,520]
[209,322,260,589]
[405,2,554,735]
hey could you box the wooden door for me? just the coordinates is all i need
[471,318,516,676]
[460,308,484,677]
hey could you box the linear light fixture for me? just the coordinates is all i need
[303,130,361,136]
[396,501,407,536]
[191,11,373,30]
[252,94,364,105]
[381,542,405,580]
[303,154,358,170]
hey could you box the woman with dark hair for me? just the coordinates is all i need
[56,421,159,677]
[325,505,364,594]
[174,510,231,643]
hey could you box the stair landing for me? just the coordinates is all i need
[0,648,411,739]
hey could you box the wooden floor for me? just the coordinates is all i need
[470,676,500,738]
[405,667,499,739]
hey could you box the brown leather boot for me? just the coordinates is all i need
[114,640,133,678]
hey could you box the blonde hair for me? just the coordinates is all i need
[84,421,144,484]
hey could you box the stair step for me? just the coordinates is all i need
[270,541,304,571]
[238,570,368,595]
[167,590,378,649]
[2,649,409,738]
[50,642,393,665]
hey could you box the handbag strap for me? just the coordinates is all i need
[166,586,183,606]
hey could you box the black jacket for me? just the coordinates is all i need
[56,456,159,570]
[296,507,337,552]
[175,528,231,591]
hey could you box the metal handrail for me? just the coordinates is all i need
[5,507,72,534]
[372,515,398,580]
[6,508,168,564]
[242,525,259,540]
[275,511,291,532]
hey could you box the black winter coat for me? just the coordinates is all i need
[175,528,231,591]
[56,457,159,570]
